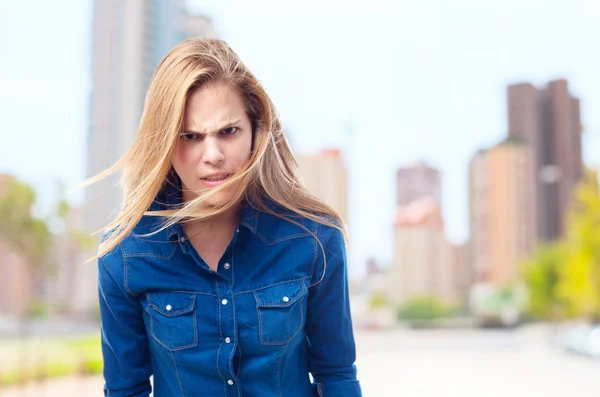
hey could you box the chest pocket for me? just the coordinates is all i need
[146,291,198,351]
[254,280,308,345]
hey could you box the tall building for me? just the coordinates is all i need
[389,197,465,303]
[396,161,441,207]
[296,148,349,227]
[507,79,583,241]
[86,1,217,232]
[469,139,536,287]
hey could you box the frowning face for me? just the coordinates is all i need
[172,82,253,206]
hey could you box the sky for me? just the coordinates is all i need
[0,0,599,277]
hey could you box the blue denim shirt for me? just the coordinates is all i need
[97,187,362,397]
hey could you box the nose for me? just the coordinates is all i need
[202,136,224,166]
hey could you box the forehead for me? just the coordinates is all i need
[184,83,247,129]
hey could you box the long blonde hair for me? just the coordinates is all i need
[83,37,345,259]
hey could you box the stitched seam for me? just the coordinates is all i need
[120,242,138,298]
[149,290,216,296]
[255,291,266,345]
[99,258,140,336]
[147,292,196,316]
[170,350,185,397]
[151,329,198,351]
[257,295,305,346]
[311,222,318,281]
[216,280,223,339]
[215,280,228,391]
[276,341,290,397]
[255,284,308,307]
[216,342,226,386]
[146,291,196,317]
[229,291,242,396]
[254,231,311,246]
[309,225,328,289]
[122,243,177,259]
[149,302,198,352]
[234,276,311,296]
[239,221,256,233]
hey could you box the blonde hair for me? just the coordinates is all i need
[83,37,346,260]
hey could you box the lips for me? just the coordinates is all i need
[200,173,232,186]
[202,174,230,181]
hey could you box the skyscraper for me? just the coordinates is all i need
[469,139,536,286]
[507,79,583,241]
[390,197,445,303]
[296,148,349,227]
[86,1,217,232]
[396,161,441,207]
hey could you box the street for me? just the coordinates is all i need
[2,324,599,396]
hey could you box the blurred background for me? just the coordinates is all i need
[1,0,600,396]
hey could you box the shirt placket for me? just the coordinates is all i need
[177,226,242,396]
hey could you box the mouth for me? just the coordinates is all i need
[200,173,232,186]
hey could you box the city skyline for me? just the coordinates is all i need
[1,0,599,276]
[508,79,583,242]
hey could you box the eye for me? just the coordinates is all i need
[180,133,201,142]
[221,127,238,136]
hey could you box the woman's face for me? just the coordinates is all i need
[172,82,253,205]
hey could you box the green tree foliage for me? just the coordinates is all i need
[522,242,567,319]
[0,176,51,270]
[557,170,600,320]
[0,176,94,318]
[523,169,600,321]
[397,296,450,321]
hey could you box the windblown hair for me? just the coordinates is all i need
[83,37,345,260]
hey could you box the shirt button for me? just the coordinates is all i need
[165,304,172,311]
[225,337,231,343]
[223,263,230,269]
[228,380,234,386]
[180,237,185,242]
[282,296,290,303]
[222,299,228,305]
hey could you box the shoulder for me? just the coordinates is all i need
[253,203,345,249]
[97,229,127,290]
[98,214,173,272]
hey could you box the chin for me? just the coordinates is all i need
[205,190,236,207]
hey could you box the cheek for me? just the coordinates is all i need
[232,133,253,166]
[172,145,199,174]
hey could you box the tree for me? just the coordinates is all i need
[522,169,600,321]
[522,242,567,319]
[0,176,52,272]
[557,170,600,320]
[0,175,94,318]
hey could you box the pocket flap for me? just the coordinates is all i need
[255,281,307,308]
[147,291,196,317]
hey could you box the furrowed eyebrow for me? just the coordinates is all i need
[182,120,242,135]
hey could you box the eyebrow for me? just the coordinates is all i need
[182,120,242,135]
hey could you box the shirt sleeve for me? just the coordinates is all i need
[306,225,362,397]
[98,251,152,397]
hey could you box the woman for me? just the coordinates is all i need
[91,37,361,397]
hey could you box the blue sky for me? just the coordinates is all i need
[0,0,599,276]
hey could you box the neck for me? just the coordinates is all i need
[182,203,242,240]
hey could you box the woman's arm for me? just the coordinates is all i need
[98,250,152,397]
[306,226,362,397]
